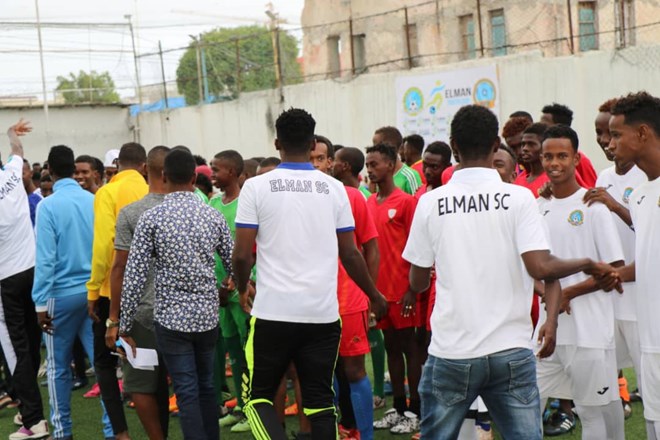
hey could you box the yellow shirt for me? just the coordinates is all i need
[86,169,148,300]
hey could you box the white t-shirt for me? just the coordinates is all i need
[597,165,647,321]
[402,168,549,360]
[537,188,624,349]
[629,176,660,353]
[0,155,35,280]
[235,162,355,324]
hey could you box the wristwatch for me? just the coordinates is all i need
[106,318,119,328]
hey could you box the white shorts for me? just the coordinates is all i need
[641,352,660,422]
[615,319,641,372]
[537,345,619,406]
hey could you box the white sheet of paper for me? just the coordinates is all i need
[119,337,159,371]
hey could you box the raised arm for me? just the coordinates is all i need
[7,119,31,158]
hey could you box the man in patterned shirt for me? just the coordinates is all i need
[119,149,234,440]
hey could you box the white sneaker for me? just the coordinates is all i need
[9,419,49,439]
[374,408,403,429]
[389,411,419,434]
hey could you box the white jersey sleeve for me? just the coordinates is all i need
[402,194,434,268]
[590,202,625,264]
[515,190,550,255]
[235,179,258,228]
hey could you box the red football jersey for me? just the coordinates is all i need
[576,153,597,188]
[514,171,550,199]
[441,165,455,185]
[337,186,379,315]
[367,188,417,302]
[411,160,427,185]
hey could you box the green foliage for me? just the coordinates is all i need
[176,25,301,105]
[55,70,120,104]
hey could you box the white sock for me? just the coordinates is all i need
[602,400,625,440]
[574,404,607,440]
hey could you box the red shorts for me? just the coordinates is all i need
[339,311,370,356]
[376,301,420,330]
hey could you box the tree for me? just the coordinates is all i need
[55,70,120,104]
[176,25,301,104]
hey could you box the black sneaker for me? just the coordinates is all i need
[630,388,643,402]
[544,411,576,436]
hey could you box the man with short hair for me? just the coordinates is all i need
[515,123,550,197]
[75,155,102,194]
[540,103,598,187]
[333,147,371,199]
[403,105,618,439]
[256,157,281,175]
[1,120,49,440]
[402,134,426,185]
[493,145,517,184]
[40,174,53,198]
[502,116,532,162]
[310,135,334,173]
[414,141,452,199]
[32,145,113,440]
[240,159,260,187]
[606,91,660,440]
[87,142,148,440]
[119,149,234,440]
[234,108,387,440]
[373,126,422,195]
[106,146,171,440]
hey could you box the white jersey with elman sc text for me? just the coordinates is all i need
[536,188,624,349]
[597,165,647,321]
[0,155,35,280]
[235,162,355,324]
[629,177,660,354]
[402,168,549,360]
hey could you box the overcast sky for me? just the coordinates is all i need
[0,0,304,99]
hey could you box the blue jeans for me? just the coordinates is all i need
[419,348,541,440]
[155,322,218,440]
[45,294,113,439]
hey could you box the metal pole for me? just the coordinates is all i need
[476,0,485,57]
[195,38,203,105]
[349,17,355,75]
[200,34,209,103]
[34,0,49,144]
[158,41,168,109]
[235,39,241,94]
[126,15,142,141]
[619,0,626,48]
[404,7,413,69]
[566,0,575,54]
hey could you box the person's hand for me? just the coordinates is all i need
[37,311,54,335]
[218,277,233,307]
[87,299,99,323]
[7,119,32,137]
[583,187,618,211]
[239,283,255,314]
[559,295,571,315]
[369,293,388,321]
[585,261,623,293]
[118,335,137,358]
[538,182,553,199]
[399,290,416,318]
[536,321,557,358]
[105,326,119,349]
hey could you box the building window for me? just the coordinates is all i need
[490,9,506,56]
[352,34,366,72]
[327,35,341,78]
[615,0,635,47]
[578,1,598,51]
[460,14,476,59]
[404,23,420,66]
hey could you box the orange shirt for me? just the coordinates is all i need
[367,188,417,302]
[337,186,379,315]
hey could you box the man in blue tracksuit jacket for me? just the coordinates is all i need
[31,145,113,440]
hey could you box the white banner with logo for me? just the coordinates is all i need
[395,65,500,144]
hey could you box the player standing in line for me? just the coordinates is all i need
[492,144,518,184]
[211,150,253,433]
[234,108,387,440]
[584,98,646,418]
[402,134,427,185]
[514,123,550,197]
[536,125,625,439]
[372,127,422,195]
[366,144,422,435]
[603,92,660,440]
